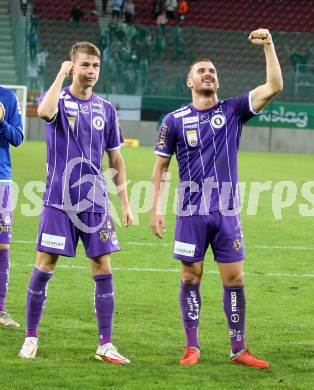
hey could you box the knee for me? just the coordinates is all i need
[181,263,203,284]
[90,255,111,275]
[224,272,244,286]
[35,251,58,272]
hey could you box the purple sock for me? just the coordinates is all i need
[179,281,201,349]
[93,273,114,345]
[0,249,10,311]
[26,267,53,337]
[223,285,246,354]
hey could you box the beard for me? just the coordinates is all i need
[194,84,217,96]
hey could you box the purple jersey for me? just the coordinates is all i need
[155,93,258,215]
[40,87,123,213]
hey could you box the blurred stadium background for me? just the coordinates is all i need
[1,0,314,152]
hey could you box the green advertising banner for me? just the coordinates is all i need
[248,101,314,129]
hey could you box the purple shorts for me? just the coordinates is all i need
[36,206,120,258]
[173,212,244,263]
[0,185,12,244]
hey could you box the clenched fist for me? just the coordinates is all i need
[249,29,273,45]
[59,61,74,78]
[0,103,5,123]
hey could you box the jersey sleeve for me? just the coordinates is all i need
[105,104,124,151]
[154,114,177,157]
[232,92,260,123]
[0,91,24,146]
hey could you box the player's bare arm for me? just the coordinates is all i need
[249,28,283,112]
[151,155,171,239]
[108,149,133,227]
[37,61,73,121]
[0,103,5,123]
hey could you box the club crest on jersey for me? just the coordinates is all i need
[211,114,225,129]
[186,130,198,147]
[93,116,105,130]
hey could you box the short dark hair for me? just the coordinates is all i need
[187,57,214,77]
[69,41,100,61]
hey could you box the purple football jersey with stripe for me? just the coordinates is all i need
[40,87,123,213]
[155,93,257,215]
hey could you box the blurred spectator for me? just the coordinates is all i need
[156,11,168,35]
[30,8,39,32]
[102,0,108,16]
[153,0,163,19]
[28,32,38,60]
[154,31,166,60]
[90,9,98,22]
[71,3,84,27]
[172,25,185,59]
[124,0,135,24]
[100,33,110,52]
[165,0,178,20]
[285,45,311,72]
[177,0,189,21]
[112,0,123,20]
[36,49,48,75]
[20,0,28,16]
[28,60,39,90]
[36,49,48,88]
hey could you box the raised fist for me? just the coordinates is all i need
[249,29,273,45]
[59,61,74,77]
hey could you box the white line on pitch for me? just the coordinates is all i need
[13,240,314,251]
[11,263,314,278]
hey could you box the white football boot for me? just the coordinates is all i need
[95,343,130,365]
[0,311,20,328]
[18,337,38,359]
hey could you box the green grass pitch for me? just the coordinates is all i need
[0,142,313,390]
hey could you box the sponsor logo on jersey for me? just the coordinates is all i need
[173,105,188,113]
[67,117,76,130]
[41,233,66,250]
[186,130,198,147]
[64,100,78,110]
[92,108,103,114]
[93,116,105,130]
[174,241,195,257]
[79,104,89,114]
[200,113,210,122]
[184,123,198,129]
[183,115,198,124]
[157,123,168,150]
[173,108,192,118]
[65,110,78,116]
[92,102,102,108]
[211,113,225,129]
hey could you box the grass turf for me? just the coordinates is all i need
[0,142,313,389]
